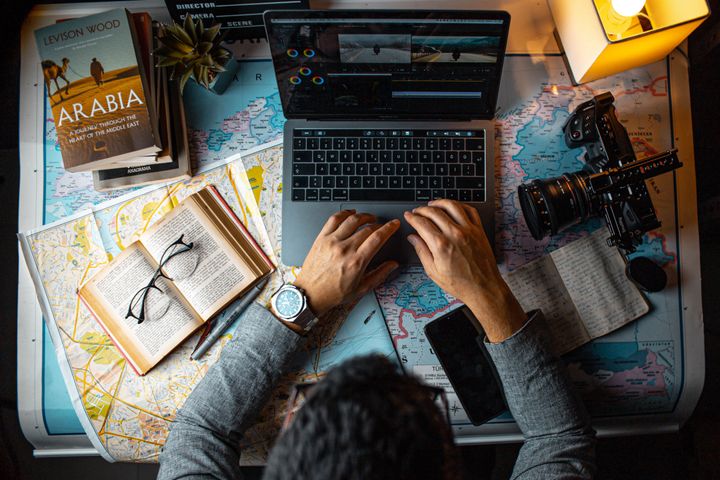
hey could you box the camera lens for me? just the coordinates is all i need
[517,172,593,241]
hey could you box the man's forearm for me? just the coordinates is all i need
[158,303,303,480]
[485,311,596,479]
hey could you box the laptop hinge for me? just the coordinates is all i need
[301,116,479,123]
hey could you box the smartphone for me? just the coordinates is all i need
[423,306,506,426]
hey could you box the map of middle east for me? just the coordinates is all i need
[28,56,684,461]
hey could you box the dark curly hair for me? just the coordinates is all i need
[263,355,459,480]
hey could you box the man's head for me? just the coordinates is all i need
[264,355,458,480]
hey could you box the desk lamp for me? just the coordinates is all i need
[548,0,710,83]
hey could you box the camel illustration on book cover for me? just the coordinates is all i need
[35,8,160,172]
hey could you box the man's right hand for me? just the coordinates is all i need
[404,199,527,343]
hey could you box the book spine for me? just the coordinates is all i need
[206,185,275,271]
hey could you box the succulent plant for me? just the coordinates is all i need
[155,15,232,93]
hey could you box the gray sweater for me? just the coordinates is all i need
[158,303,596,479]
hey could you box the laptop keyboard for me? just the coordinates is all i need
[290,129,486,203]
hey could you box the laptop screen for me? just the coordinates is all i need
[264,10,510,119]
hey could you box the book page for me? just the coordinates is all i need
[550,230,650,339]
[140,200,256,320]
[503,256,590,354]
[80,244,202,373]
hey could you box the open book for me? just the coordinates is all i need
[79,186,274,375]
[503,230,650,354]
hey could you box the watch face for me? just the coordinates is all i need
[275,288,303,318]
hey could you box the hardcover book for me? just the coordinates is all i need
[79,186,275,375]
[35,8,161,172]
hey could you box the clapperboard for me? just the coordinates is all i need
[164,0,310,40]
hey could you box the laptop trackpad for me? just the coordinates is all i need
[339,203,420,264]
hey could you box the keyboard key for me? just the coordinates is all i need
[416,190,431,201]
[427,139,438,150]
[417,177,429,188]
[330,164,341,175]
[370,164,381,176]
[453,139,465,150]
[363,177,375,188]
[387,138,398,150]
[316,164,328,175]
[379,151,392,163]
[294,164,314,175]
[337,176,348,188]
[350,189,414,201]
[357,164,369,175]
[396,164,409,176]
[472,190,485,202]
[320,138,332,149]
[390,177,401,188]
[340,151,352,162]
[293,138,306,149]
[430,177,441,188]
[462,164,475,176]
[419,152,431,162]
[383,164,395,175]
[293,176,308,188]
[413,138,425,150]
[406,151,418,162]
[459,151,471,163]
[307,138,319,149]
[350,176,362,188]
[449,164,461,176]
[466,139,484,150]
[367,151,379,162]
[443,177,455,188]
[409,164,421,176]
[333,138,346,150]
[347,138,359,149]
[343,164,355,175]
[333,189,349,201]
[393,151,405,162]
[294,151,312,163]
[320,189,332,201]
[323,177,334,188]
[436,164,448,176]
[440,138,452,150]
[457,177,484,189]
[460,189,472,201]
[433,151,445,163]
[423,164,434,176]
[373,138,385,150]
[292,189,305,201]
[400,138,412,150]
[306,189,319,201]
[432,189,445,200]
[401,177,414,188]
[313,151,325,162]
[327,151,339,162]
[446,152,458,163]
[310,177,321,188]
[360,138,371,150]
[377,176,389,188]
[446,189,458,200]
[353,151,365,162]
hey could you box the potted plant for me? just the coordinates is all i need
[155,15,240,95]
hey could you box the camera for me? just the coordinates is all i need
[517,92,682,291]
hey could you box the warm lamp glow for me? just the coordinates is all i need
[611,0,646,17]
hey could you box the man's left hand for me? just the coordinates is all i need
[294,210,400,316]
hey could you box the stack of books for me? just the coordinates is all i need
[34,8,191,190]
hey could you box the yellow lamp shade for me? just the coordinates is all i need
[548,0,710,84]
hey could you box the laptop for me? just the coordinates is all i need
[264,10,510,265]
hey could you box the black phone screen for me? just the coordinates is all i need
[424,306,506,426]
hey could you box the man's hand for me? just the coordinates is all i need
[404,200,527,342]
[294,210,400,316]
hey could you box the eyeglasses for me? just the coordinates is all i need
[126,234,196,324]
[281,381,451,432]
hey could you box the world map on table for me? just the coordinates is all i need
[377,56,681,424]
[31,56,684,461]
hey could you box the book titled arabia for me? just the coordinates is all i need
[35,8,161,172]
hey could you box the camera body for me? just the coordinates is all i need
[518,92,682,253]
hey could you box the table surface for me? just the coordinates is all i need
[17,0,705,458]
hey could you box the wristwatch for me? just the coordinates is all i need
[269,284,319,335]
